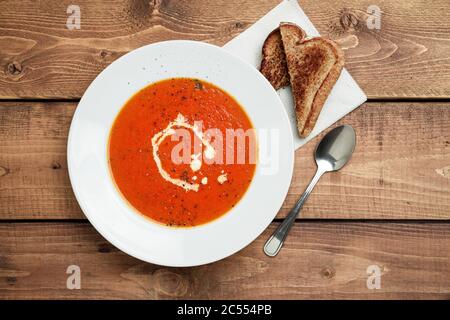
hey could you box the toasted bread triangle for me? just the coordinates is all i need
[279,23,344,137]
[301,40,345,137]
[260,28,292,90]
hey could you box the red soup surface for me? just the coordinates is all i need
[109,78,256,227]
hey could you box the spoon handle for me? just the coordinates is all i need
[263,168,325,257]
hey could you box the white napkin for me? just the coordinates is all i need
[223,0,367,149]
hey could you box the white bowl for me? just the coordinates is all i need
[68,40,294,267]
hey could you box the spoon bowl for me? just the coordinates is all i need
[315,125,356,172]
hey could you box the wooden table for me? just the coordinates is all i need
[1,0,449,299]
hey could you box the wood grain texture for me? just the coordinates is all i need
[0,222,449,299]
[1,0,450,99]
[1,101,449,220]
[0,102,77,219]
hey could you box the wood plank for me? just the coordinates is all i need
[1,101,449,220]
[1,0,450,99]
[0,222,449,299]
[0,102,78,219]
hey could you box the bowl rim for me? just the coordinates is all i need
[67,40,295,266]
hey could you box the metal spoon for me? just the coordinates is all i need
[264,125,357,257]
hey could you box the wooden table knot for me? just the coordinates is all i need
[5,61,23,76]
[153,268,189,297]
[97,242,112,253]
[321,267,336,279]
[96,50,119,64]
[50,161,62,170]
[0,166,10,177]
[100,50,109,59]
[234,21,245,29]
[6,277,17,286]
[340,10,360,31]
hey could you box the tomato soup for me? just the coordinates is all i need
[109,78,256,227]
